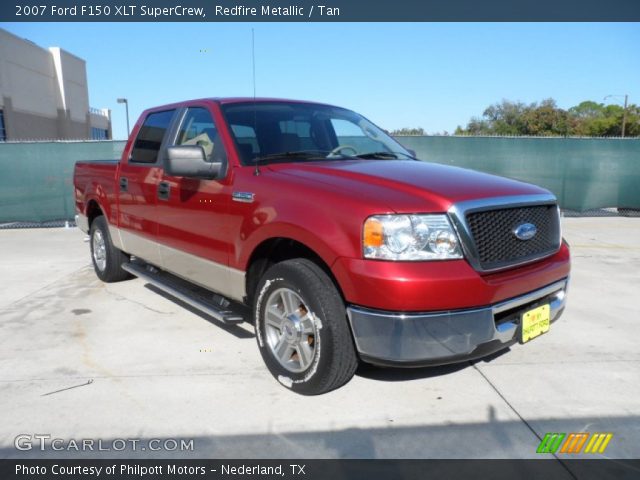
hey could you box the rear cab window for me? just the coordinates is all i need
[130,110,176,164]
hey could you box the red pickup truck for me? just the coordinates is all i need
[74,98,570,395]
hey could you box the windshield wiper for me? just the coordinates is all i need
[353,151,415,160]
[252,150,330,165]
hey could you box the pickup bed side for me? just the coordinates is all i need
[73,159,119,234]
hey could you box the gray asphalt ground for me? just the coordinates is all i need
[0,217,638,461]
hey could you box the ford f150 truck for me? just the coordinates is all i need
[74,98,570,395]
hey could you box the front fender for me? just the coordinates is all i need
[236,216,355,271]
[228,167,383,273]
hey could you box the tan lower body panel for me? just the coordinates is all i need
[112,226,246,302]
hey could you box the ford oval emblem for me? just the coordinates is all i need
[513,223,537,241]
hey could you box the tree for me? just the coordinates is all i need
[390,127,425,136]
[521,99,569,136]
[455,117,490,135]
[456,98,639,137]
[624,105,640,136]
[567,101,639,136]
[481,100,529,135]
[568,101,604,119]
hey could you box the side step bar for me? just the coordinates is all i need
[122,262,245,325]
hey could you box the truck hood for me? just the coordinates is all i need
[268,159,551,213]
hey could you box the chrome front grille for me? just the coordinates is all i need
[448,194,562,273]
[467,205,560,271]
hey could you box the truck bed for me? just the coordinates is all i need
[73,159,120,226]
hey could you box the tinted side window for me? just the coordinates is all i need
[130,110,175,163]
[175,107,227,163]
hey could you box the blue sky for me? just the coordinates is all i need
[2,22,639,139]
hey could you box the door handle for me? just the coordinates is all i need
[119,177,128,192]
[157,181,170,200]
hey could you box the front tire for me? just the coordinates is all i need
[254,258,358,395]
[89,215,131,282]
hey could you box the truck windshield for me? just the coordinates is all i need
[220,102,414,165]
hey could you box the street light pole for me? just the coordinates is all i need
[117,98,130,137]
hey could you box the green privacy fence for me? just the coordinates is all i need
[0,137,638,223]
[398,136,640,211]
[0,141,126,224]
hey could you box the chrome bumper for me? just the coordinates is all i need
[75,213,89,234]
[347,278,569,367]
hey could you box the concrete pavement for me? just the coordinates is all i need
[0,218,638,460]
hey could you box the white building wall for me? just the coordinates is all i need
[49,47,90,123]
[90,110,111,130]
[0,29,60,119]
[0,28,109,140]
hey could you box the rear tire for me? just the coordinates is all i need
[89,215,131,282]
[254,258,358,395]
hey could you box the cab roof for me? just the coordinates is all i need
[145,97,336,113]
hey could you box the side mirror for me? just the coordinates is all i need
[165,145,222,179]
[407,149,417,158]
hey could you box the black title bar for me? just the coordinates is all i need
[3,0,640,22]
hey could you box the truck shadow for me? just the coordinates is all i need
[356,348,511,382]
[144,284,255,339]
[356,362,468,381]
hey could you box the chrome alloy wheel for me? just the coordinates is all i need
[92,229,107,272]
[264,288,318,373]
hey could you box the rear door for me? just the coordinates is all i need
[155,105,242,300]
[117,109,176,265]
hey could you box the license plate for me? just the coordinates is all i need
[521,304,550,343]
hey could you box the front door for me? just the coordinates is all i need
[155,106,240,300]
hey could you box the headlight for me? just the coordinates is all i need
[363,214,463,261]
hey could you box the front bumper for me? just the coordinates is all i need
[347,278,568,367]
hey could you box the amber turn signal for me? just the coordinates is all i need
[363,217,384,248]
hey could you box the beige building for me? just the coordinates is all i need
[0,28,111,141]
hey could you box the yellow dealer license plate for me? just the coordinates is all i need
[521,304,550,343]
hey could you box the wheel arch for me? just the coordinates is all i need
[86,199,103,228]
[244,237,344,306]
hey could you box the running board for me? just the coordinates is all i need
[122,262,245,325]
